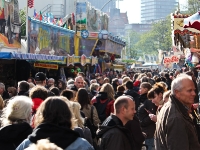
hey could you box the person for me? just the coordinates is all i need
[47,78,55,89]
[114,85,125,99]
[97,95,135,150]
[70,76,84,92]
[0,82,9,100]
[16,96,94,150]
[7,87,17,98]
[17,81,30,96]
[57,79,66,93]
[0,96,33,150]
[155,74,200,150]
[90,83,100,97]
[60,89,74,101]
[138,82,157,150]
[27,77,35,84]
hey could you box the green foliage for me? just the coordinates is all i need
[122,59,135,64]
[187,0,200,14]
[125,16,172,60]
[19,8,26,36]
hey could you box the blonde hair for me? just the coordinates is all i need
[29,83,35,89]
[1,96,33,126]
[25,139,62,150]
[90,83,100,91]
[0,95,4,110]
[122,77,131,85]
[71,101,84,128]
[100,83,115,100]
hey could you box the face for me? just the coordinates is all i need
[139,86,148,95]
[175,79,196,107]
[124,99,136,121]
[151,93,163,106]
[58,82,62,88]
[98,78,104,84]
[48,80,54,87]
[27,79,32,83]
[75,78,84,89]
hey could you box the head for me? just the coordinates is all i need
[60,89,74,101]
[74,76,84,89]
[122,77,131,85]
[1,96,33,126]
[58,79,66,90]
[0,82,5,94]
[125,81,133,90]
[97,77,104,85]
[148,83,167,106]
[100,83,115,100]
[90,79,97,85]
[67,79,74,86]
[27,77,35,84]
[140,82,152,95]
[7,87,17,98]
[171,74,196,108]
[117,85,125,92]
[35,72,47,86]
[29,86,48,100]
[114,96,136,125]
[103,77,110,84]
[18,81,30,93]
[77,72,85,78]
[34,96,72,128]
[90,83,100,91]
[71,102,84,128]
[50,87,60,96]
[47,78,55,88]
[76,88,90,109]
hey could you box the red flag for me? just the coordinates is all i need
[28,0,34,8]
[39,11,42,21]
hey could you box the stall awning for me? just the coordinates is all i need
[0,52,66,61]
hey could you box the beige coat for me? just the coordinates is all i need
[82,105,100,127]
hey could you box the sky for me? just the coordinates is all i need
[119,0,188,24]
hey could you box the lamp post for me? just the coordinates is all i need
[101,0,113,11]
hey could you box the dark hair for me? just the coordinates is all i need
[140,82,152,91]
[60,89,74,100]
[58,79,66,91]
[126,81,133,89]
[147,83,167,99]
[117,85,125,92]
[27,77,35,83]
[76,88,90,110]
[34,97,72,128]
[29,86,48,100]
[19,81,29,92]
[141,76,149,83]
[78,72,85,77]
[50,87,60,96]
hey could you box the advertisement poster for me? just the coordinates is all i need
[28,19,74,56]
[76,2,87,31]
[0,0,21,48]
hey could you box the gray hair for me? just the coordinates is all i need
[171,74,192,95]
[0,82,5,91]
[90,83,100,91]
[48,78,55,82]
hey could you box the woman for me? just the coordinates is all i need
[138,82,157,150]
[16,96,94,150]
[0,96,33,150]
[76,88,100,127]
[58,79,66,93]
[111,78,119,92]
[91,83,115,122]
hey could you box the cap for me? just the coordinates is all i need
[35,72,46,81]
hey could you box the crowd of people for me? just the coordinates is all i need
[0,69,199,150]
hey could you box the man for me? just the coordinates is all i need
[97,76,104,86]
[155,74,200,150]
[18,81,30,96]
[70,76,84,92]
[0,82,9,100]
[97,95,136,150]
[47,78,55,89]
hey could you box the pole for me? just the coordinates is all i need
[26,0,29,52]
[101,0,112,11]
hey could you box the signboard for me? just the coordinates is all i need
[76,2,87,31]
[67,54,74,66]
[34,63,58,70]
[0,0,21,49]
[29,19,75,56]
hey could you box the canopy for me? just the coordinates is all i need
[0,52,65,61]
[184,12,200,31]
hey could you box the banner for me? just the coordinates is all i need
[34,63,58,70]
[81,54,86,66]
[76,2,87,31]
[29,19,74,56]
[0,0,21,49]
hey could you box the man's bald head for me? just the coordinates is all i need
[114,95,134,114]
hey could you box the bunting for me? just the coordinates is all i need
[28,0,34,8]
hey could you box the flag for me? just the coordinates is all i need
[39,11,42,21]
[33,9,38,18]
[28,0,34,8]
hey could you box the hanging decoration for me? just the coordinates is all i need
[81,54,87,66]
[67,54,74,66]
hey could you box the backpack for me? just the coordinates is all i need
[93,97,110,122]
[84,106,98,139]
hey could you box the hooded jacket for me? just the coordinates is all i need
[16,123,94,150]
[97,115,134,150]
[0,122,32,150]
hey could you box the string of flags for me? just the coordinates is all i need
[33,9,65,27]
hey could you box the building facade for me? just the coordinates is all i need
[141,0,178,23]
[125,23,152,34]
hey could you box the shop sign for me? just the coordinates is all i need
[81,54,87,66]
[67,54,74,66]
[34,63,58,70]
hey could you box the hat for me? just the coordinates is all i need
[35,72,46,81]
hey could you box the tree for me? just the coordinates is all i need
[187,0,200,14]
[19,8,26,36]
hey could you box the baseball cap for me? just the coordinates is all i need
[35,72,46,81]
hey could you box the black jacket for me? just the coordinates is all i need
[114,91,124,99]
[138,94,157,138]
[124,89,140,111]
[97,115,134,150]
[28,123,80,149]
[0,122,32,150]
[2,91,10,100]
